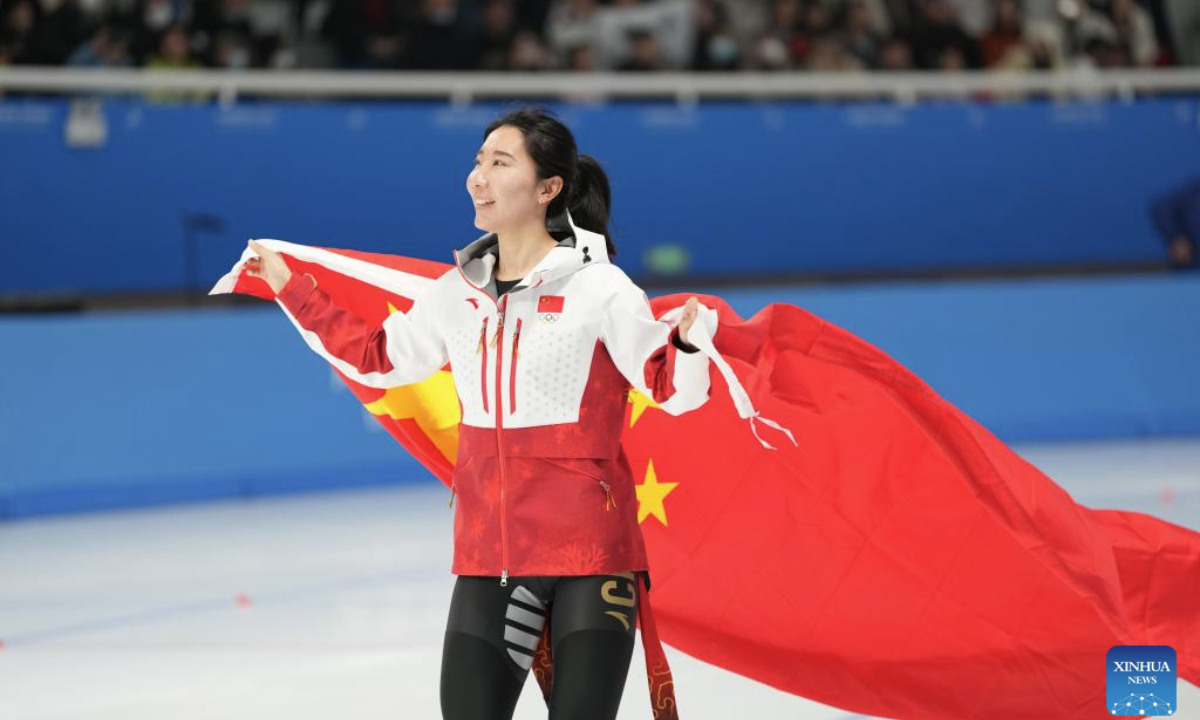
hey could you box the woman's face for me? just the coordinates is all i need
[467,125,560,233]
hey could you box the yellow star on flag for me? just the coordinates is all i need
[627,388,660,428]
[361,302,462,464]
[636,459,678,526]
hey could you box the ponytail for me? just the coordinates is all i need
[484,106,619,260]
[565,154,615,259]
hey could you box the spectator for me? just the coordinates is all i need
[192,0,262,67]
[594,0,694,69]
[938,42,965,69]
[147,23,199,70]
[722,0,769,58]
[991,19,1063,71]
[507,28,554,69]
[692,0,741,70]
[765,0,809,67]
[1148,177,1200,270]
[0,0,1194,74]
[146,24,207,103]
[400,0,475,69]
[1057,0,1117,65]
[565,41,596,70]
[802,0,832,39]
[211,28,255,69]
[546,0,600,67]
[132,0,188,64]
[0,0,39,65]
[805,35,865,71]
[617,28,664,70]
[322,0,404,69]
[1111,0,1158,67]
[877,34,915,69]
[473,0,517,69]
[910,0,982,69]
[980,0,1024,67]
[67,23,133,67]
[841,0,882,67]
[1024,23,1061,69]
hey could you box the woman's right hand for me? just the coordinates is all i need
[246,240,293,295]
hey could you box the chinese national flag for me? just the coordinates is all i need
[214,241,1199,720]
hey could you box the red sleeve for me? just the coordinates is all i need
[276,272,397,376]
[642,326,697,404]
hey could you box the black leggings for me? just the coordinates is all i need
[440,572,641,720]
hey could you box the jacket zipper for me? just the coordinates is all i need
[508,318,522,415]
[452,251,512,587]
[495,295,510,587]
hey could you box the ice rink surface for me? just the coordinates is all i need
[2,437,1197,720]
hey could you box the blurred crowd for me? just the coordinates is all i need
[0,0,1191,73]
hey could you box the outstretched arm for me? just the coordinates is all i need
[598,275,711,415]
[249,241,448,389]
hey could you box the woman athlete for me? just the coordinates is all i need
[244,106,710,720]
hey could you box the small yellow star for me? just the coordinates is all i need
[627,388,660,428]
[635,459,678,526]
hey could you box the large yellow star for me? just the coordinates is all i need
[361,302,462,464]
[627,388,660,428]
[635,459,678,526]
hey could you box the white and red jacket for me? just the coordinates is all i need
[272,214,716,583]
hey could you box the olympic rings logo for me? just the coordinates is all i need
[539,313,560,323]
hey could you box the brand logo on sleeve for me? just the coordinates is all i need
[1107,646,1176,715]
[537,295,564,323]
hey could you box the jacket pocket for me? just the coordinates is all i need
[508,317,522,415]
[449,453,476,509]
[539,456,618,512]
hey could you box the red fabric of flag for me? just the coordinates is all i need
[214,244,1199,720]
[637,292,1198,720]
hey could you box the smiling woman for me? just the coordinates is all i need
[245,105,708,720]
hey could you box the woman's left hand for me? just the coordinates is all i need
[678,296,699,346]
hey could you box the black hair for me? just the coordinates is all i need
[483,105,617,259]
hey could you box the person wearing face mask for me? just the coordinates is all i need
[245,106,711,720]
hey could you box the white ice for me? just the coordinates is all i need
[1,437,1197,720]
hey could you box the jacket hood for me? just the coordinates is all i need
[453,208,610,293]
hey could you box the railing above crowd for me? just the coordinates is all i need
[2,66,1200,104]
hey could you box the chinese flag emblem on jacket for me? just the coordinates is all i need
[537,294,565,313]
